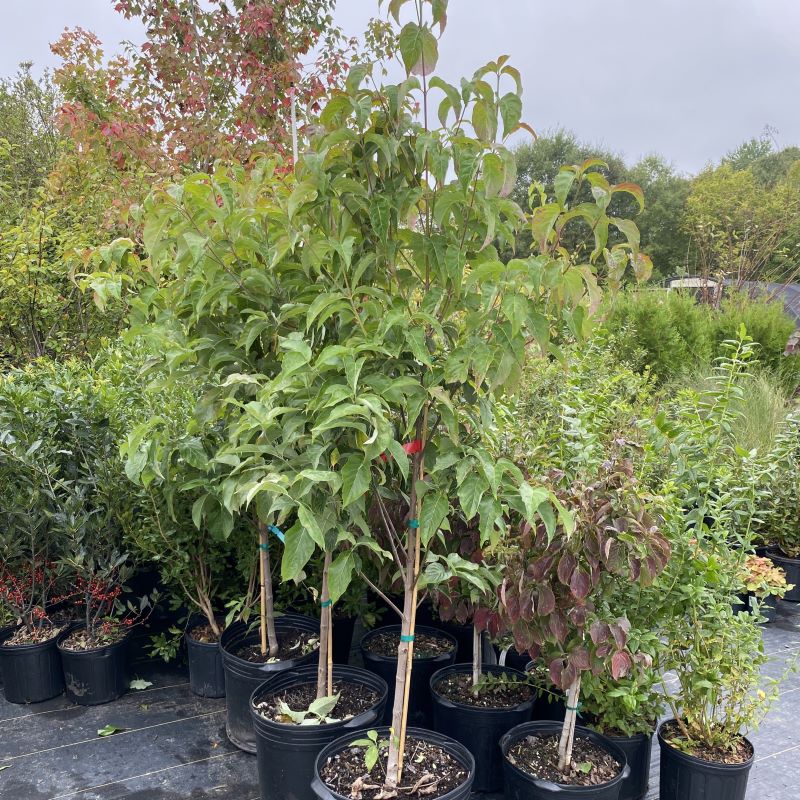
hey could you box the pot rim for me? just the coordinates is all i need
[186,614,226,645]
[312,725,475,800]
[360,624,458,663]
[429,663,537,713]
[656,719,755,770]
[56,622,131,655]
[220,614,320,666]
[500,719,631,792]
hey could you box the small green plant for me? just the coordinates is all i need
[276,694,341,726]
[739,555,792,599]
[351,730,387,773]
[470,670,531,698]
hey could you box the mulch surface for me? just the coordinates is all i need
[506,732,622,786]
[60,626,127,651]
[363,631,454,659]
[254,679,379,724]
[188,622,222,644]
[320,736,467,799]
[434,671,535,709]
[3,624,64,647]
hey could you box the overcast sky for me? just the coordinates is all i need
[2,0,798,175]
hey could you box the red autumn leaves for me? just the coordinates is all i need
[498,459,670,692]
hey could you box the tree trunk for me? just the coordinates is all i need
[472,624,482,687]
[257,520,279,657]
[316,550,333,700]
[557,676,582,771]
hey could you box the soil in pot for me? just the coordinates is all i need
[362,630,453,659]
[360,625,457,727]
[658,719,754,800]
[431,665,536,792]
[0,625,67,703]
[434,670,535,708]
[187,617,225,698]
[254,679,379,723]
[233,629,319,663]
[507,732,622,786]
[58,624,130,705]
[320,735,468,800]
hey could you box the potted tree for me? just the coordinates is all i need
[497,460,670,799]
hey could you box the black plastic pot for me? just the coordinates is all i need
[186,616,225,698]
[749,594,779,623]
[251,664,388,800]
[658,720,754,800]
[605,730,653,800]
[360,624,457,727]
[221,614,320,753]
[331,615,356,665]
[431,664,535,792]
[767,548,800,602]
[0,626,66,704]
[501,720,630,800]
[57,624,131,706]
[311,726,475,800]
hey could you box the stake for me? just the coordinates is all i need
[557,675,582,771]
[472,624,482,687]
[290,82,299,164]
[317,550,333,699]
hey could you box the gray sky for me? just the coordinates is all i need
[2,0,799,174]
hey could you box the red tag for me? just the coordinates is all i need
[402,440,423,455]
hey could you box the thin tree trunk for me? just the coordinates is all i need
[258,521,279,657]
[472,624,482,687]
[385,423,426,789]
[557,676,582,771]
[316,550,333,700]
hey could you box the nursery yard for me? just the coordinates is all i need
[1,605,799,800]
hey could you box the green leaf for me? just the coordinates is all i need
[328,551,356,604]
[341,457,371,507]
[309,693,341,719]
[282,523,316,581]
[554,168,577,208]
[298,504,326,549]
[288,181,318,220]
[482,153,504,198]
[398,22,438,76]
[129,678,153,691]
[519,482,549,526]
[97,725,124,737]
[498,92,522,139]
[458,474,487,521]
[419,491,450,546]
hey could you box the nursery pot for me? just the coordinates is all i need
[331,615,356,665]
[500,720,630,800]
[431,663,535,792]
[57,623,131,706]
[311,726,475,800]
[657,720,754,800]
[604,730,653,800]
[250,664,388,800]
[766,548,800,602]
[360,624,457,728]
[221,614,320,753]
[186,615,226,699]
[0,626,67,704]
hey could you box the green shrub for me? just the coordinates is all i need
[603,289,800,389]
